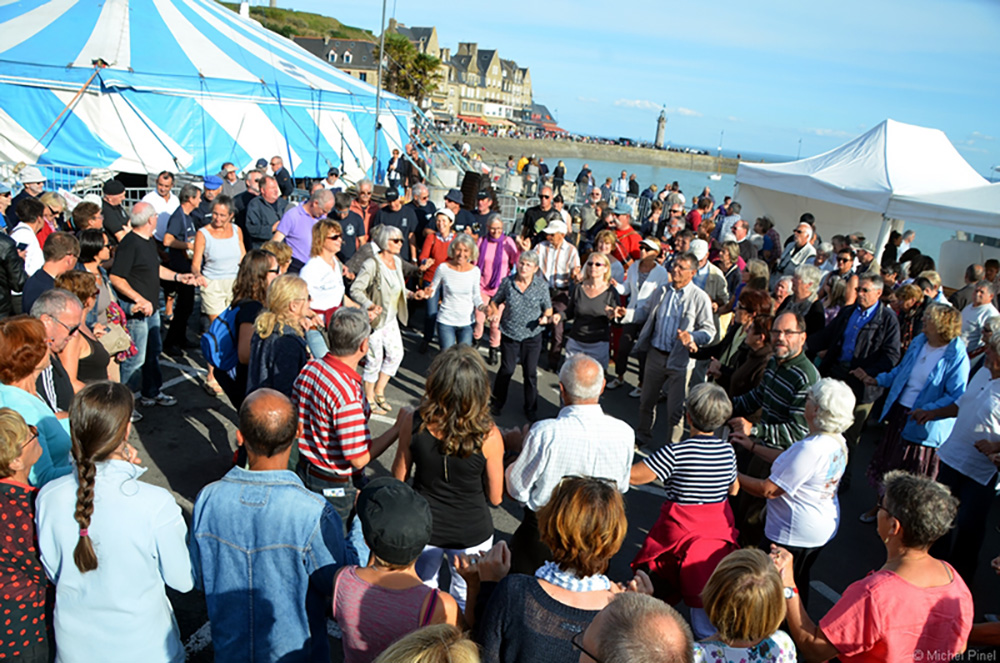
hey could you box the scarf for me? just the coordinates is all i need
[534,560,611,592]
[478,234,507,290]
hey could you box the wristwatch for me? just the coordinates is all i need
[783,586,798,600]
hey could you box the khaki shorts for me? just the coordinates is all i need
[201,278,235,317]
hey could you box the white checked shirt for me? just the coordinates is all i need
[505,404,634,512]
[537,240,580,290]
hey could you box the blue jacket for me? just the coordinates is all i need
[876,333,969,448]
[189,466,357,663]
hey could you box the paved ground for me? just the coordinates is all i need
[127,321,1000,661]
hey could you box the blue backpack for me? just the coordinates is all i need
[201,304,241,371]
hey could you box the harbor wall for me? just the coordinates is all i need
[458,136,741,174]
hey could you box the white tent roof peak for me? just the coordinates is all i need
[737,119,988,214]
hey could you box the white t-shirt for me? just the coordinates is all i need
[429,263,482,327]
[140,190,179,242]
[10,223,43,276]
[765,432,847,548]
[299,256,345,311]
[898,343,948,408]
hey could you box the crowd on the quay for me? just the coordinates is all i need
[0,155,998,663]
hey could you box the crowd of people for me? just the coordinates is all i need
[0,157,997,663]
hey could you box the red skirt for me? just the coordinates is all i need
[632,499,739,608]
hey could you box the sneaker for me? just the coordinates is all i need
[606,378,624,390]
[629,386,642,398]
[130,409,143,423]
[139,393,177,408]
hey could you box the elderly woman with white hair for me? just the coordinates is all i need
[422,233,484,350]
[775,263,826,335]
[351,224,427,414]
[630,382,740,639]
[735,378,856,608]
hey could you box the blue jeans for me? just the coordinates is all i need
[120,308,163,398]
[437,323,473,349]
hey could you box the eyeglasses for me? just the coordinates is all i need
[571,631,601,663]
[586,262,606,268]
[267,268,280,274]
[858,287,877,294]
[50,315,81,336]
[877,496,895,519]
[837,257,851,263]
[20,426,38,450]
[771,329,805,337]
[327,234,342,241]
[540,195,551,199]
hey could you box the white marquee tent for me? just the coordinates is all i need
[734,119,993,256]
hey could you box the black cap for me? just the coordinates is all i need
[328,167,340,177]
[102,179,125,195]
[255,158,268,169]
[384,188,399,202]
[357,477,432,565]
[476,190,490,200]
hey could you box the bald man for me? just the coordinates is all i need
[578,593,694,663]
[189,388,357,662]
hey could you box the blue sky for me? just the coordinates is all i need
[284,0,999,177]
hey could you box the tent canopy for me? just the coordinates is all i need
[734,119,991,247]
[0,0,411,181]
[890,182,1000,233]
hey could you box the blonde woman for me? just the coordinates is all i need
[350,225,427,414]
[192,195,245,395]
[0,408,48,661]
[261,240,292,275]
[373,625,480,663]
[422,234,483,350]
[694,549,794,662]
[247,275,320,397]
[554,251,618,373]
[299,218,347,325]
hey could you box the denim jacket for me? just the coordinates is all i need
[189,467,358,663]
[876,333,969,448]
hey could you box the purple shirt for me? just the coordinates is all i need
[276,204,318,263]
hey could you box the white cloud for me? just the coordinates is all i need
[676,107,702,117]
[806,128,853,138]
[613,98,661,110]
[971,131,995,141]
[576,96,600,104]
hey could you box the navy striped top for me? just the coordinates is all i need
[643,435,737,504]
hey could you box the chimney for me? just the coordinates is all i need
[440,47,450,61]
[239,0,249,17]
[268,0,276,7]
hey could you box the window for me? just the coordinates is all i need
[328,51,337,63]
[359,72,367,82]
[343,51,352,64]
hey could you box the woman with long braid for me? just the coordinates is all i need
[35,382,194,662]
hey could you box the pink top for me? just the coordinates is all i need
[332,566,439,663]
[477,236,519,297]
[819,564,973,663]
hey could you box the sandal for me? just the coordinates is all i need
[374,394,392,411]
[370,402,389,416]
[203,378,223,397]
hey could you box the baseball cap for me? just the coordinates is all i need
[476,190,491,200]
[444,189,464,205]
[543,219,568,235]
[854,240,875,254]
[613,203,632,216]
[203,175,223,191]
[384,188,399,202]
[436,208,455,223]
[357,477,432,566]
[690,239,709,261]
[19,166,46,184]
[0,183,11,195]
[102,179,125,195]
[255,158,268,170]
[327,167,340,177]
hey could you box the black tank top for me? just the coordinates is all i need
[77,334,111,383]
[410,413,494,549]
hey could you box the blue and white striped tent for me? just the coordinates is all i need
[0,0,411,182]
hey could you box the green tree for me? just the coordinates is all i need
[373,33,415,96]
[401,52,442,105]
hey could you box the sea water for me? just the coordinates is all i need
[553,156,955,264]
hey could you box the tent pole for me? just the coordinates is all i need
[372,0,387,183]
[873,214,893,266]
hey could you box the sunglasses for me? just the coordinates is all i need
[51,316,80,336]
[327,234,342,241]
[267,268,280,274]
[540,195,551,199]
[389,238,403,243]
